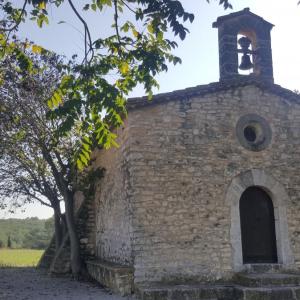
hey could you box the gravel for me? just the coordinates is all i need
[0,267,134,300]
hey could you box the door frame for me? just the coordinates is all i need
[225,169,294,272]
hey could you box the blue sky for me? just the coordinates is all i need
[1,0,300,219]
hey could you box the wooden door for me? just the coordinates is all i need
[240,186,278,263]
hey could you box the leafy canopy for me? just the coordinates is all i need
[0,43,73,213]
[0,0,232,170]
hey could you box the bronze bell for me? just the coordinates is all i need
[239,54,253,70]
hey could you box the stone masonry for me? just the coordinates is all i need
[92,121,133,266]
[92,80,300,285]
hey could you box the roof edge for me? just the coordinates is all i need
[212,7,274,28]
[127,78,300,110]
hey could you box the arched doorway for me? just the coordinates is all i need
[240,186,277,263]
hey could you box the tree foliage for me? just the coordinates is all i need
[0,44,65,212]
[0,43,76,253]
[0,217,53,249]
[0,40,98,275]
[0,0,232,170]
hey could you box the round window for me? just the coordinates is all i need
[236,114,272,151]
[243,125,257,142]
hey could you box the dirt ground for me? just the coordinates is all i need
[0,267,134,300]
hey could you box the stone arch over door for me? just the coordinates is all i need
[225,169,294,271]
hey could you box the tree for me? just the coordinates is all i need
[0,0,233,277]
[7,235,12,248]
[23,228,51,249]
[0,42,105,276]
[0,45,70,253]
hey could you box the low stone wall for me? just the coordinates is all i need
[86,260,134,296]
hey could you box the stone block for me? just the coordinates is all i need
[86,260,133,296]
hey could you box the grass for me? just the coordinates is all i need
[0,249,44,267]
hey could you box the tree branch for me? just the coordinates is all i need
[0,0,28,32]
[114,0,122,45]
[120,0,136,14]
[67,0,94,63]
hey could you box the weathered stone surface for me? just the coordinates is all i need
[136,284,238,300]
[241,287,294,300]
[137,281,300,300]
[91,122,133,266]
[86,260,134,296]
[235,272,300,287]
[242,264,284,274]
[92,83,300,284]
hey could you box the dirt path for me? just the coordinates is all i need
[0,268,134,300]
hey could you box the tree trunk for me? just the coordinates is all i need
[61,213,67,236]
[64,191,82,278]
[40,147,82,277]
[53,209,63,251]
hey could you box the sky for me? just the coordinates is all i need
[1,0,300,219]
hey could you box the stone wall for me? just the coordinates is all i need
[76,191,96,260]
[93,122,133,265]
[126,85,300,283]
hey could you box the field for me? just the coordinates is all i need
[0,249,44,267]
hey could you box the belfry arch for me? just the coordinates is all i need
[225,169,294,271]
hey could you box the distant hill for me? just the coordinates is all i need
[0,217,53,249]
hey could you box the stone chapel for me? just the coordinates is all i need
[73,8,300,299]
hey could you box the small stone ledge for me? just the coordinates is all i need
[135,282,300,300]
[86,260,134,296]
[135,283,238,300]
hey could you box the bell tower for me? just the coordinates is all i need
[213,8,274,83]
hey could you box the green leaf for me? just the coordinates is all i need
[77,158,84,171]
[48,89,63,109]
[120,62,129,75]
[147,23,154,34]
[147,90,153,100]
[32,44,43,54]
[157,31,164,41]
[36,14,49,28]
[122,23,129,33]
[79,153,88,166]
[132,29,139,38]
[83,4,90,10]
[38,1,46,9]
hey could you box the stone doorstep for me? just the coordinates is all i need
[86,260,134,296]
[136,283,300,300]
[243,263,284,273]
[234,272,300,287]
